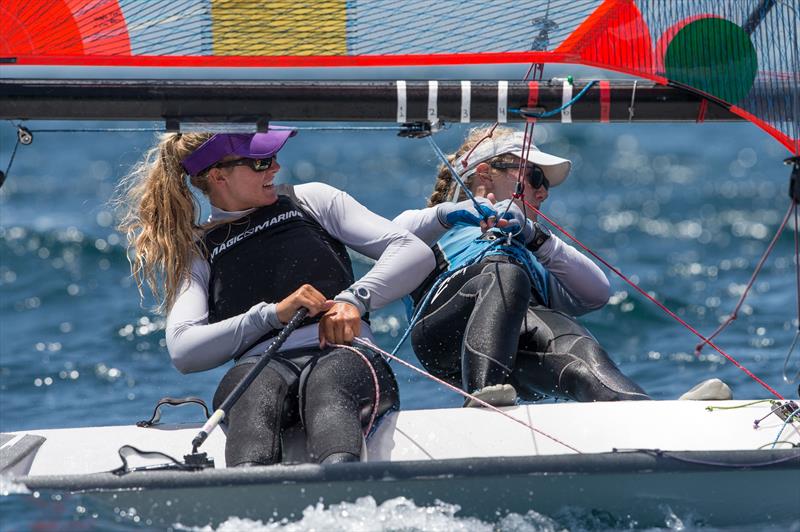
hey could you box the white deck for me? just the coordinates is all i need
[6,399,797,475]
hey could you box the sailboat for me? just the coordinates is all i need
[1,0,799,528]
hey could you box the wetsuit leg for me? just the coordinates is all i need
[299,347,399,463]
[510,305,650,402]
[212,360,298,467]
[411,258,531,393]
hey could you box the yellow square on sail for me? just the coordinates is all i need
[211,1,347,56]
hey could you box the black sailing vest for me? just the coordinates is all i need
[203,185,356,348]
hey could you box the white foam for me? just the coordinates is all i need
[175,496,564,532]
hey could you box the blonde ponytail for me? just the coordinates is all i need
[426,125,518,206]
[115,132,213,313]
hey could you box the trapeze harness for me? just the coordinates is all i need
[409,224,649,402]
[204,185,399,466]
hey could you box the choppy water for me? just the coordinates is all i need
[1,107,798,530]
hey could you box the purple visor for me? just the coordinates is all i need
[181,130,296,176]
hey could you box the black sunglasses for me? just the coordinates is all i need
[213,157,274,172]
[490,161,550,190]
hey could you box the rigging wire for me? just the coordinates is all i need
[694,201,795,355]
[0,136,20,189]
[0,123,409,185]
[389,238,508,356]
[354,337,582,454]
[787,199,800,383]
[425,135,486,215]
[519,197,785,400]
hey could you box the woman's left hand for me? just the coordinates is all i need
[493,199,534,242]
[318,302,362,347]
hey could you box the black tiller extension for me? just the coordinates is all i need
[188,308,309,457]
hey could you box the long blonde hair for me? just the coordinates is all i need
[115,132,214,313]
[427,125,519,206]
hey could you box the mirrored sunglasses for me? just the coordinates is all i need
[213,157,274,172]
[489,161,550,190]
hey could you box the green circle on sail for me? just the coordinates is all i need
[664,18,757,105]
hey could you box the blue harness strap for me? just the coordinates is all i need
[394,225,549,356]
[437,225,550,305]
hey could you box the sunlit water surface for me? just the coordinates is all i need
[1,112,798,531]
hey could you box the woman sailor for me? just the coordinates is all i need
[117,131,434,466]
[393,126,649,406]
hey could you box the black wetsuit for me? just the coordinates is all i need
[411,255,649,402]
[199,186,402,466]
[213,346,398,465]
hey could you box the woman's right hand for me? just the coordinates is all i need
[276,284,334,324]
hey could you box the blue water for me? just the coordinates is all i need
[1,112,798,531]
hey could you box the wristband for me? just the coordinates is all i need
[525,221,551,252]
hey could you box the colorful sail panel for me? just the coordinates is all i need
[1,0,797,153]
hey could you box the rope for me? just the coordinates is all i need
[770,407,800,449]
[784,330,800,384]
[695,201,795,355]
[459,123,499,174]
[521,198,785,400]
[23,127,163,133]
[752,401,792,428]
[390,238,508,356]
[787,200,800,383]
[703,399,774,412]
[330,343,381,437]
[19,125,407,133]
[612,448,800,468]
[426,135,485,215]
[354,337,582,454]
[513,80,597,119]
[2,137,20,180]
[0,121,409,185]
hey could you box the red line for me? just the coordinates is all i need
[525,200,785,400]
[353,339,582,454]
[527,81,539,108]
[729,105,798,156]
[695,202,795,354]
[527,81,539,124]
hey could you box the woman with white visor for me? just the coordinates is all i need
[394,126,649,406]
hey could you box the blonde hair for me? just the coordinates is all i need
[115,132,214,313]
[427,125,520,206]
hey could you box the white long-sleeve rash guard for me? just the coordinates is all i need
[392,204,611,317]
[166,182,435,374]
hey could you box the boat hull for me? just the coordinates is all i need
[4,400,799,527]
[19,450,800,528]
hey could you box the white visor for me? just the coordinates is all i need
[453,131,572,188]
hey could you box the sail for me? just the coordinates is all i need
[1,0,797,153]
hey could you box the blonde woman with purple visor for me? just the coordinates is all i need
[117,130,434,466]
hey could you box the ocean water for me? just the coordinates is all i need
[1,111,798,531]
